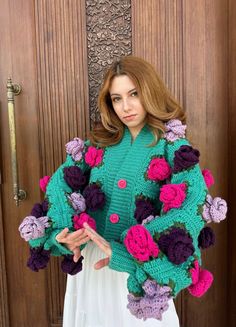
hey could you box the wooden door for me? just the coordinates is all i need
[0,1,234,326]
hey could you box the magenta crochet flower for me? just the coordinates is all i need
[124,225,159,262]
[147,157,172,181]
[202,169,214,188]
[63,166,87,191]
[73,212,96,231]
[134,198,155,224]
[202,194,227,223]
[187,260,213,297]
[157,227,194,265]
[163,119,186,142]
[67,192,86,213]
[61,255,84,275]
[198,226,215,249]
[127,281,172,320]
[83,184,106,211]
[65,137,84,162]
[39,175,51,193]
[27,247,50,272]
[19,215,50,241]
[173,145,200,173]
[159,183,187,213]
[85,146,104,167]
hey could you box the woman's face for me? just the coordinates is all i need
[109,75,147,140]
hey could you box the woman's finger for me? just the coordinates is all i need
[72,247,81,263]
[56,228,69,242]
[94,257,110,270]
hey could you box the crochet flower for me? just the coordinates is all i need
[19,216,50,241]
[198,226,215,249]
[159,183,187,213]
[187,260,213,297]
[157,227,194,265]
[134,198,155,224]
[163,119,186,142]
[85,146,104,167]
[83,184,105,211]
[65,137,84,162]
[127,281,172,321]
[67,192,86,213]
[39,175,51,193]
[73,212,96,231]
[147,157,172,181]
[61,255,84,275]
[142,215,156,225]
[63,166,87,191]
[173,145,200,173]
[202,194,227,223]
[31,202,48,218]
[124,225,159,262]
[202,169,214,188]
[27,247,50,272]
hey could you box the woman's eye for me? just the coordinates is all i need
[112,97,120,103]
[131,91,138,97]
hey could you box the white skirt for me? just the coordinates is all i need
[63,242,180,327]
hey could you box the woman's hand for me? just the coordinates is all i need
[56,228,90,262]
[83,222,112,270]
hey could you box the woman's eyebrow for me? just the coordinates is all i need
[110,88,136,96]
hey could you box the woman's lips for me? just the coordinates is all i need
[123,114,137,121]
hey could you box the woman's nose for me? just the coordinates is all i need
[122,98,130,112]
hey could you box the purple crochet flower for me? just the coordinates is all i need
[61,255,84,275]
[173,145,200,173]
[19,216,50,241]
[127,281,172,321]
[63,166,87,191]
[202,194,227,223]
[83,184,105,211]
[27,247,50,272]
[198,226,215,249]
[163,119,186,142]
[31,200,48,218]
[134,198,155,224]
[65,137,84,162]
[67,192,86,213]
[157,227,194,265]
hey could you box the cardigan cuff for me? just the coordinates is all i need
[43,230,73,256]
[108,241,136,275]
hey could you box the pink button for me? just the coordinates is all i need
[118,179,127,189]
[109,213,120,224]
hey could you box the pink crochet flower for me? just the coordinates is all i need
[85,146,104,168]
[202,169,214,188]
[163,119,186,142]
[147,158,172,181]
[124,225,159,262]
[73,212,96,231]
[39,176,51,193]
[187,260,213,297]
[160,183,187,213]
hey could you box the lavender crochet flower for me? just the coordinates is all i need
[198,226,215,249]
[127,280,172,321]
[31,200,48,218]
[19,216,50,241]
[163,119,186,142]
[27,247,50,272]
[83,184,105,211]
[61,255,84,275]
[63,166,87,191]
[202,194,227,223]
[173,145,200,173]
[65,137,84,162]
[67,192,86,213]
[157,227,194,265]
[134,199,155,224]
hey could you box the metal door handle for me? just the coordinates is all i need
[7,78,27,206]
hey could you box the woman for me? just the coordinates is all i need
[19,56,227,327]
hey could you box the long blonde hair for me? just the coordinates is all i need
[89,56,186,147]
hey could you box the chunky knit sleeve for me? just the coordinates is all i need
[108,120,227,321]
[18,138,93,274]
